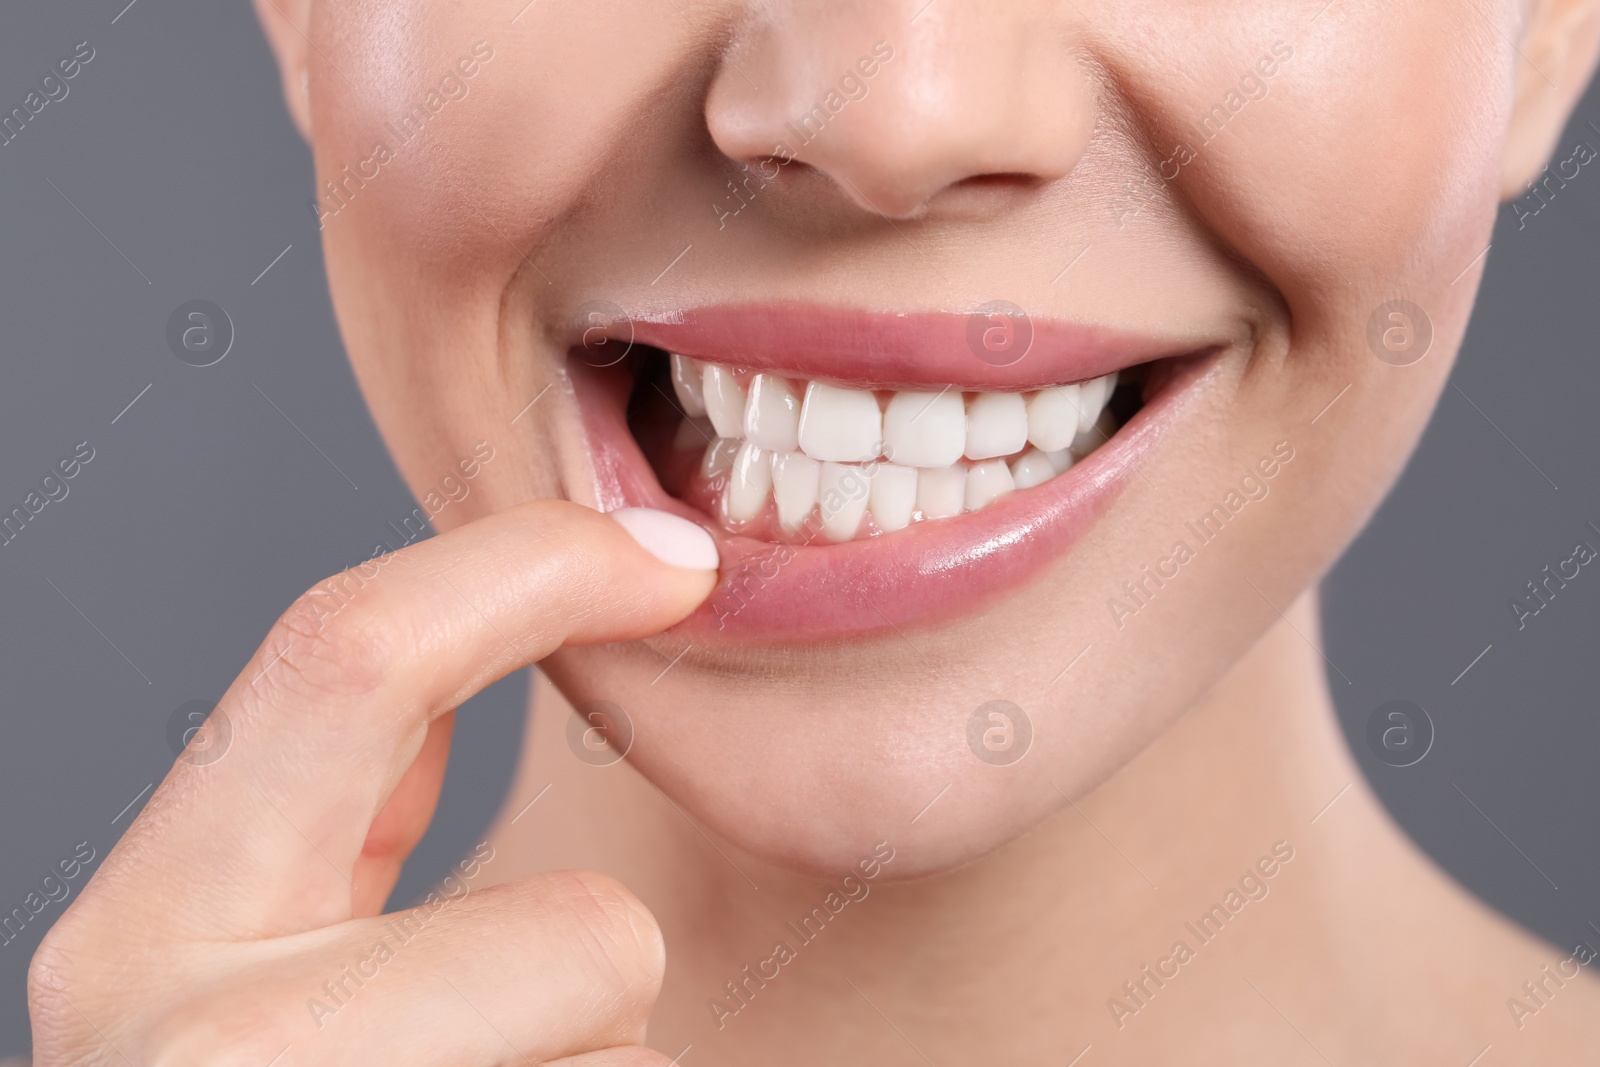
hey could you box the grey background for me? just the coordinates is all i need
[0,0,1596,1054]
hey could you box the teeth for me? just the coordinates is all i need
[1025,384,1081,453]
[726,443,772,522]
[798,382,883,462]
[883,389,965,468]
[771,451,821,531]
[965,459,1015,511]
[818,462,870,540]
[670,354,707,418]
[916,465,966,520]
[1010,449,1057,489]
[1076,370,1117,433]
[677,362,1126,539]
[703,363,748,439]
[964,392,1028,460]
[744,374,801,453]
[1071,406,1118,457]
[701,438,738,478]
[868,463,918,532]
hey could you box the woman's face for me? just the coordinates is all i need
[258,0,1587,876]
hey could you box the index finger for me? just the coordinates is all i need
[86,502,716,941]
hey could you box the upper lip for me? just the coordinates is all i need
[601,303,1215,390]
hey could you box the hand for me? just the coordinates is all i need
[27,502,718,1067]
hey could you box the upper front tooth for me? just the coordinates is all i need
[726,443,773,522]
[798,382,882,462]
[883,389,965,468]
[1076,371,1116,433]
[703,363,748,439]
[670,354,707,418]
[1025,384,1081,453]
[744,374,801,452]
[964,392,1028,460]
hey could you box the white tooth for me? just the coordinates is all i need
[700,438,738,479]
[772,451,820,531]
[1072,407,1119,457]
[1077,373,1110,433]
[1010,449,1057,489]
[868,463,917,532]
[743,374,801,453]
[964,392,1028,460]
[798,382,882,462]
[882,389,965,468]
[674,417,715,451]
[726,443,772,522]
[670,354,707,417]
[818,462,870,540]
[965,459,1015,511]
[1025,384,1082,453]
[1046,447,1075,474]
[703,363,748,439]
[916,465,966,520]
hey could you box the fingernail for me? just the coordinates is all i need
[610,507,720,571]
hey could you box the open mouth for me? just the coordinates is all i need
[633,356,1133,543]
[566,305,1216,640]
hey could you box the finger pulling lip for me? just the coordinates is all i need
[603,303,1219,391]
[568,329,1220,643]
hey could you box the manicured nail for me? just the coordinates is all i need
[610,507,720,571]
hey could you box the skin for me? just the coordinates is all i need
[26,0,1600,1063]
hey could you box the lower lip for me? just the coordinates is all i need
[572,354,1214,642]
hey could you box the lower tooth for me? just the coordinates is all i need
[1046,447,1075,474]
[701,438,738,479]
[819,462,869,540]
[916,465,966,520]
[772,451,821,531]
[1010,449,1057,489]
[868,463,917,532]
[965,459,1015,511]
[726,443,772,522]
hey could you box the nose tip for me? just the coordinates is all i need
[706,5,1096,220]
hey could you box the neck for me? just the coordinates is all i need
[483,590,1532,1063]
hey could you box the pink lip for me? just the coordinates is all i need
[621,303,1210,390]
[569,307,1219,641]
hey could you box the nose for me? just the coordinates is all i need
[705,1,1096,219]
